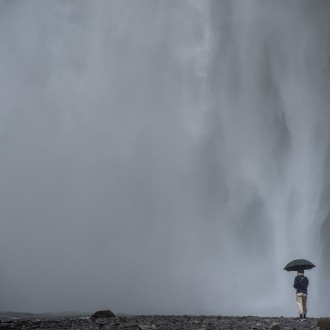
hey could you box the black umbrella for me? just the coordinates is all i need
[284,259,316,271]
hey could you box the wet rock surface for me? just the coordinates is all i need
[0,315,323,329]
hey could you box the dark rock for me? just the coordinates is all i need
[318,319,330,330]
[91,310,115,320]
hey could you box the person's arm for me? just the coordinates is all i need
[293,276,298,289]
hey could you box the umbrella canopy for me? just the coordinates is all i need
[284,259,316,271]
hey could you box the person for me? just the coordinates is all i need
[293,269,309,321]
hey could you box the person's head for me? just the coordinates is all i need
[297,269,304,275]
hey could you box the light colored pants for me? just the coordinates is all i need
[296,293,307,315]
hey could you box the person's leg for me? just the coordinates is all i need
[296,293,304,318]
[302,294,307,319]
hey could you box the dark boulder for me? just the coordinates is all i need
[91,310,115,320]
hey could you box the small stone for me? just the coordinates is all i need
[270,322,281,330]
[138,325,149,330]
[138,324,157,330]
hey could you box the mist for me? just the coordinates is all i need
[0,0,330,316]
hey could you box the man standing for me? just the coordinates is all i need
[293,270,309,321]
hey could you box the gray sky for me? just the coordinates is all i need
[0,0,330,316]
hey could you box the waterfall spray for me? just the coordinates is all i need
[0,0,329,316]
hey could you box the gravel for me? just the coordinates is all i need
[0,315,322,329]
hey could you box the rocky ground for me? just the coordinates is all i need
[0,315,326,330]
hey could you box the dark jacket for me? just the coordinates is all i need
[294,275,309,295]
